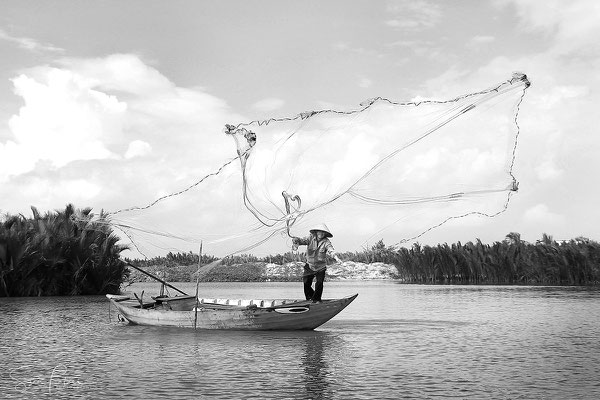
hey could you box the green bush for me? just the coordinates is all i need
[0,204,129,296]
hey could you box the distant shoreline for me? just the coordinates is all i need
[125,261,401,284]
[125,260,600,286]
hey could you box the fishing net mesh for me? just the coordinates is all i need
[103,73,530,258]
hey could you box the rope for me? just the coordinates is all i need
[281,191,302,238]
[106,155,241,217]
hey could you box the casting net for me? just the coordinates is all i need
[105,72,530,258]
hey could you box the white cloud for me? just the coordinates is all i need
[358,77,373,88]
[252,97,285,112]
[332,42,382,58]
[1,69,124,181]
[0,140,31,179]
[0,53,239,225]
[523,204,565,225]
[386,39,423,48]
[57,54,173,96]
[385,0,442,30]
[0,28,64,53]
[534,85,589,110]
[125,140,152,159]
[496,0,600,57]
[467,35,496,47]
[60,179,103,200]
[534,159,563,181]
[19,178,102,210]
[1,54,237,181]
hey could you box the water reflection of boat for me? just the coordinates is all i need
[106,293,358,330]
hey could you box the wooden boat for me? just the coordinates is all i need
[106,293,358,330]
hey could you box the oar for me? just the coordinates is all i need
[125,261,188,296]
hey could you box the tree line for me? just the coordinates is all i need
[135,233,600,286]
[2,203,599,297]
[363,233,600,285]
[0,204,128,296]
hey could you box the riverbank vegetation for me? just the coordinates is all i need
[0,205,128,296]
[2,203,599,296]
[129,233,600,286]
[369,234,600,285]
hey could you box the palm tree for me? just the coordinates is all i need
[0,204,129,296]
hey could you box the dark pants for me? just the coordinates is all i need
[303,264,326,301]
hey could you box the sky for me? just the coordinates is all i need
[1,0,599,257]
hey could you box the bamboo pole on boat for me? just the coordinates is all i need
[124,262,188,296]
[194,242,202,330]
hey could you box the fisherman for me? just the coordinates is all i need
[292,223,341,303]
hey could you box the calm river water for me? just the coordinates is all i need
[1,281,599,399]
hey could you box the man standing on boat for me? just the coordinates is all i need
[292,223,342,303]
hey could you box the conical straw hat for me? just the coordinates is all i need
[310,223,333,238]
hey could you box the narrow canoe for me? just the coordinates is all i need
[106,293,358,330]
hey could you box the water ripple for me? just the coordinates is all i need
[1,283,600,399]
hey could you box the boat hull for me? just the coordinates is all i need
[107,294,358,330]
